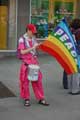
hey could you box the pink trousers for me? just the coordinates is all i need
[19,62,45,100]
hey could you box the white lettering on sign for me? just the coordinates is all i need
[54,28,77,64]
[71,51,77,57]
[54,29,64,36]
[60,34,69,42]
[65,42,73,50]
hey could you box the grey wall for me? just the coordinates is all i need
[8,0,16,49]
[17,0,30,39]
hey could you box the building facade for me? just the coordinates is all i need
[0,0,80,51]
[0,0,30,51]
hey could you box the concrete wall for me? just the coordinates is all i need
[17,0,30,39]
[8,0,30,50]
[8,0,16,50]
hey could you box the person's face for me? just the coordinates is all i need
[27,29,33,38]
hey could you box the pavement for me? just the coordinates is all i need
[0,55,80,120]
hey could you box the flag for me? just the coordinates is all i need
[39,18,78,74]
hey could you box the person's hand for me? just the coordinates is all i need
[32,43,39,50]
[38,42,43,46]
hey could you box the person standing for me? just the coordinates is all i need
[63,70,68,89]
[62,19,80,91]
[68,19,80,95]
[17,24,49,106]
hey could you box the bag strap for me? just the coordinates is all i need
[17,36,26,50]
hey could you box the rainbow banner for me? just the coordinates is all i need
[39,19,78,74]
